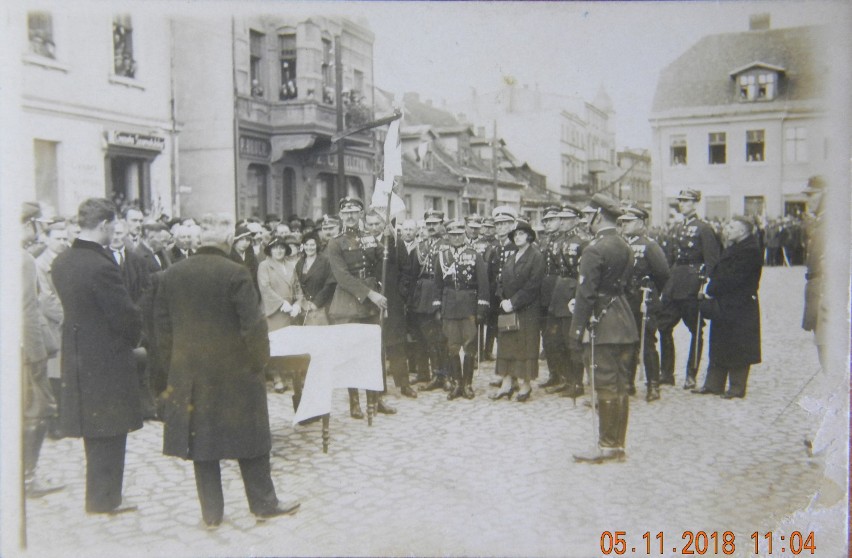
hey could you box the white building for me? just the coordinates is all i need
[649,14,830,224]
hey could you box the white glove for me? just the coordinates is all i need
[568,298,576,313]
[289,303,302,318]
[280,301,292,313]
[500,299,514,313]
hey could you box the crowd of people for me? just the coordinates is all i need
[20,179,824,523]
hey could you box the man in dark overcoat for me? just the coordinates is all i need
[692,216,762,398]
[51,198,142,514]
[570,194,638,463]
[154,213,299,528]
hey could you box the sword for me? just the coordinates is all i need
[691,264,707,374]
[588,314,600,455]
[638,277,652,381]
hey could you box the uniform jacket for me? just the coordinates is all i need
[540,231,564,307]
[707,234,762,367]
[663,215,720,301]
[51,239,143,438]
[549,228,588,318]
[408,236,449,314]
[154,246,271,461]
[433,245,489,319]
[489,238,517,301]
[325,228,381,322]
[624,233,670,316]
[569,228,638,346]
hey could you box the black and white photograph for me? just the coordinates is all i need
[1,0,849,556]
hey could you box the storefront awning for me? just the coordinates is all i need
[271,134,316,159]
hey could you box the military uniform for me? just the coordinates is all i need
[433,223,489,399]
[538,207,567,390]
[658,191,720,388]
[620,207,670,400]
[570,195,637,463]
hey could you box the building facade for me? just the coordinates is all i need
[174,15,377,221]
[649,15,829,225]
[19,7,178,218]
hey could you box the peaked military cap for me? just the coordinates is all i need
[559,203,582,218]
[617,205,649,221]
[492,205,518,223]
[339,197,364,213]
[464,214,483,228]
[586,193,624,219]
[424,209,445,223]
[446,220,467,234]
[542,206,562,220]
[481,217,495,228]
[676,189,701,202]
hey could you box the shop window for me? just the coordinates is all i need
[744,196,764,217]
[278,33,297,100]
[34,140,59,213]
[785,127,808,163]
[708,132,726,165]
[113,15,136,78]
[746,130,765,162]
[28,11,55,59]
[250,30,264,98]
[240,164,268,219]
[670,135,686,166]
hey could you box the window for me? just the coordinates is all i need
[670,135,687,166]
[113,15,136,78]
[447,200,456,220]
[746,130,765,162]
[739,72,777,101]
[785,127,808,163]
[708,132,726,165]
[424,196,443,211]
[34,140,59,212]
[321,38,334,104]
[353,69,364,98]
[250,30,264,97]
[757,72,776,100]
[278,33,297,100]
[704,196,729,221]
[744,196,765,217]
[28,12,55,58]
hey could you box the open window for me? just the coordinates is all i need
[28,12,55,58]
[113,15,136,78]
[746,130,765,162]
[250,30,264,98]
[278,33,297,100]
[708,132,726,165]
[670,135,687,166]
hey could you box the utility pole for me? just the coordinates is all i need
[491,119,498,213]
[335,35,345,204]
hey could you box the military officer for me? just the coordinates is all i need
[538,206,567,389]
[411,210,452,391]
[617,206,670,401]
[325,197,396,418]
[433,221,490,400]
[657,189,721,389]
[474,216,498,360]
[570,194,638,464]
[485,206,518,385]
[464,214,483,245]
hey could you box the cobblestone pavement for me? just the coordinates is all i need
[23,267,846,557]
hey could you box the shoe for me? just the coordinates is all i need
[683,377,697,390]
[560,384,584,399]
[515,390,532,402]
[203,518,223,530]
[627,385,637,396]
[419,376,444,392]
[545,382,568,394]
[25,478,65,499]
[400,386,418,398]
[273,381,286,394]
[573,447,625,464]
[645,387,661,402]
[255,500,300,520]
[463,385,475,400]
[488,389,513,401]
[720,392,744,399]
[447,383,463,401]
[443,378,454,392]
[539,376,561,389]
[690,387,721,395]
[489,379,502,388]
[376,398,397,414]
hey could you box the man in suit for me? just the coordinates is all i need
[135,222,172,274]
[123,207,144,250]
[570,194,638,464]
[154,213,300,528]
[169,224,195,263]
[109,220,150,303]
[51,198,142,513]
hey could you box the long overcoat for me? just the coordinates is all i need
[496,245,544,363]
[154,246,271,461]
[51,239,143,438]
[707,234,762,367]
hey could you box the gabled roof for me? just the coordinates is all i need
[652,25,825,114]
[400,125,438,141]
[401,154,464,191]
[402,93,461,127]
[728,61,787,77]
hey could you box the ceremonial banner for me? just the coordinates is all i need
[268,324,384,424]
[371,118,406,215]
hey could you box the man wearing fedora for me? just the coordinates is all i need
[617,205,670,402]
[658,189,721,389]
[570,194,638,463]
[325,197,397,418]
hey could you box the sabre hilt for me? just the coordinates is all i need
[639,276,653,314]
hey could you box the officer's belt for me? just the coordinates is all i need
[351,268,368,279]
[675,260,703,266]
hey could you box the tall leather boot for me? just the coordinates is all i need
[348,388,364,419]
[462,355,475,399]
[683,329,703,389]
[375,391,397,414]
[389,345,417,398]
[626,346,638,395]
[615,395,629,450]
[659,328,675,384]
[447,356,463,400]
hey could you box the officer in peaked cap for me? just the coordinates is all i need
[326,196,397,419]
[433,220,489,400]
[657,188,720,389]
[408,208,452,392]
[618,205,670,401]
[483,205,518,376]
[464,214,483,243]
[569,193,637,463]
[538,205,568,389]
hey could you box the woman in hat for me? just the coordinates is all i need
[490,220,545,402]
[257,236,303,393]
[295,233,334,326]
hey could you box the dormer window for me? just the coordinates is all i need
[731,63,783,102]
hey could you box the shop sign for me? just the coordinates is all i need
[497,188,521,203]
[240,136,271,159]
[107,130,165,151]
[310,153,372,175]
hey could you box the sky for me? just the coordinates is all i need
[320,0,845,150]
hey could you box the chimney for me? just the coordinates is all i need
[749,13,770,31]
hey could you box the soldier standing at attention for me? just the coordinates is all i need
[657,189,721,390]
[485,206,518,386]
[571,194,638,464]
[538,206,567,390]
[325,197,396,419]
[433,220,490,400]
[617,205,670,401]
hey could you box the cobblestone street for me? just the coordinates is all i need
[24,267,845,557]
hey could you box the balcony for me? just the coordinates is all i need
[587,158,610,174]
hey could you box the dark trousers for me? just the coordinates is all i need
[702,364,751,396]
[415,312,448,377]
[405,311,430,375]
[628,311,661,387]
[582,344,632,448]
[193,453,279,524]
[542,315,569,382]
[657,297,705,379]
[83,434,127,513]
